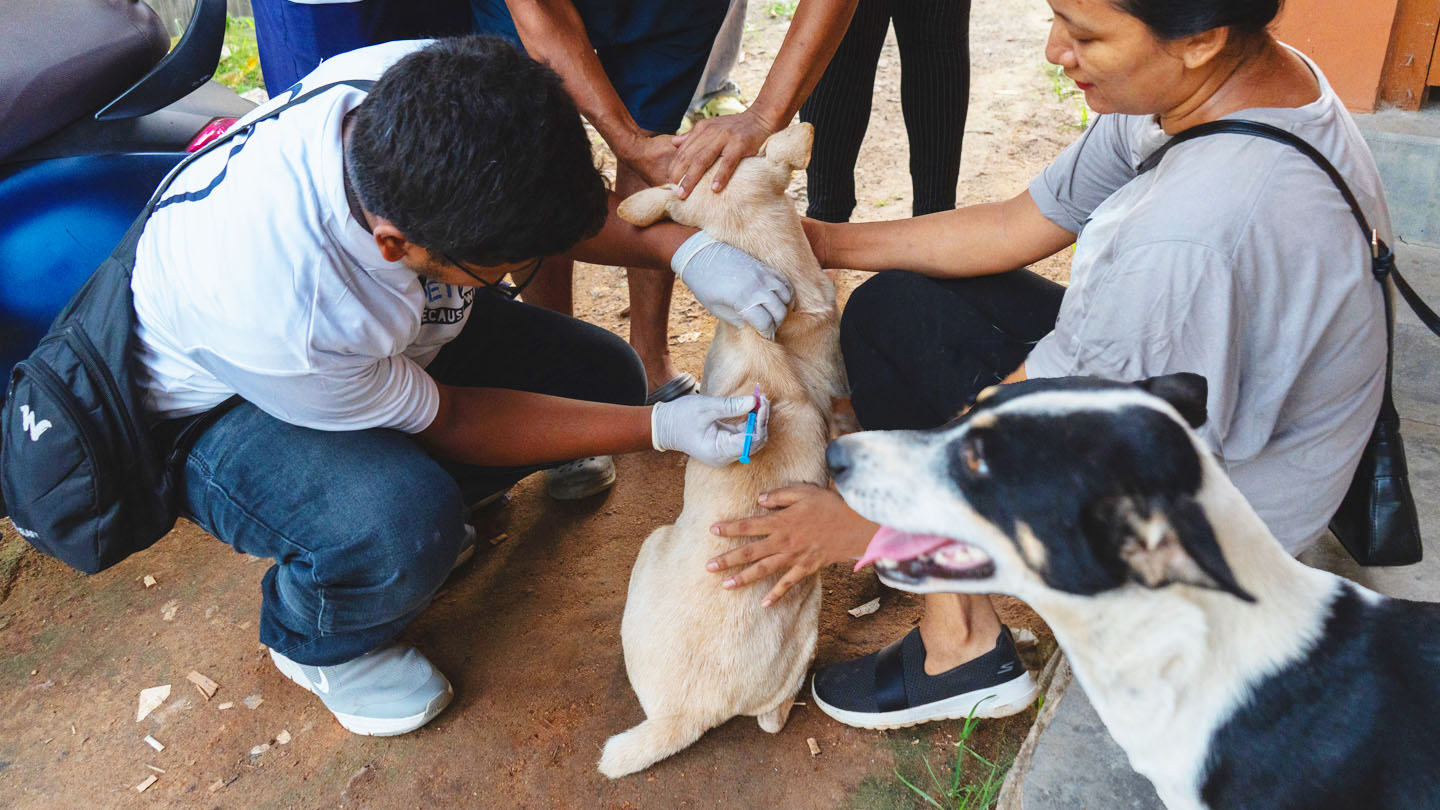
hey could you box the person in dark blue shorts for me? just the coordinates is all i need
[251,0,470,95]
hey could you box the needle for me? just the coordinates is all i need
[740,383,761,464]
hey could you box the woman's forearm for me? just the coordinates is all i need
[819,190,1075,278]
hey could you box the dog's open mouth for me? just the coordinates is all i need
[856,526,995,582]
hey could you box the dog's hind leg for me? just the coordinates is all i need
[756,698,795,734]
[597,713,712,779]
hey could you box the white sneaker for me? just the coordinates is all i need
[544,456,616,500]
[270,643,453,736]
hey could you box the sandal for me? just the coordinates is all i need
[644,372,701,405]
[812,628,1037,730]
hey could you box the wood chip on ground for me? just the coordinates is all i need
[186,670,219,699]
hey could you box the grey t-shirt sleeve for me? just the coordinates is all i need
[1026,240,1243,449]
[1027,114,1138,234]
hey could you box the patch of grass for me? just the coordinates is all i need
[214,15,264,95]
[763,0,800,19]
[1043,64,1091,130]
[848,773,932,810]
[895,710,1009,810]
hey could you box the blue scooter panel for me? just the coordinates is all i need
[0,152,183,380]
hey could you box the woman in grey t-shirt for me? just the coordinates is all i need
[703,0,1391,730]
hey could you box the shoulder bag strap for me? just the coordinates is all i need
[1136,119,1440,339]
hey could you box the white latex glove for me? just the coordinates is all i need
[652,393,771,467]
[671,231,792,339]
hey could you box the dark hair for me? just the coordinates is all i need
[1116,0,1283,40]
[347,36,608,264]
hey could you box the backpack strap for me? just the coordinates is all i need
[107,78,377,271]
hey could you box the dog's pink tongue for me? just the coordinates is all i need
[855,526,954,571]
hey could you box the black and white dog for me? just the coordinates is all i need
[828,374,1440,810]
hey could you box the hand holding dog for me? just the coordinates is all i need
[707,484,878,607]
[669,109,777,199]
[652,393,770,467]
[671,231,793,338]
[618,132,682,188]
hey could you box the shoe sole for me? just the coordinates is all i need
[811,671,1039,731]
[271,652,455,737]
[546,465,617,500]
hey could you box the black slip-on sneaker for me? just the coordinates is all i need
[812,627,1037,730]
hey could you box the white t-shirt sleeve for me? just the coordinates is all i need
[1028,114,1138,234]
[196,350,441,433]
[1026,240,1243,450]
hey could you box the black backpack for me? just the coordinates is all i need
[1,79,372,573]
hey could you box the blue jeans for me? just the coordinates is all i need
[174,292,645,665]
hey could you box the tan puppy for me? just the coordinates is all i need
[598,123,845,778]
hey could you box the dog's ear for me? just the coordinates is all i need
[1135,373,1208,429]
[756,123,813,171]
[1085,493,1254,602]
[616,186,677,227]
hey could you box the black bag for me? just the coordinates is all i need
[0,79,372,573]
[1140,120,1440,566]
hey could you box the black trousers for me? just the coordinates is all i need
[423,288,647,504]
[840,269,1064,430]
[799,0,972,222]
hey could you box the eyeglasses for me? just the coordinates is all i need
[439,252,543,300]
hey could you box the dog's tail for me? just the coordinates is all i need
[597,714,710,779]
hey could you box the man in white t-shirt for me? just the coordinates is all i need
[131,36,792,736]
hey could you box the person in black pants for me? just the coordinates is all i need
[840,270,1061,431]
[799,0,971,222]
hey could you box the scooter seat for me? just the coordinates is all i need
[0,152,184,379]
[0,0,170,161]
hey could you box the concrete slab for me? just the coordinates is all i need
[1394,242,1440,428]
[1022,686,1165,810]
[1019,242,1440,809]
[1358,110,1440,246]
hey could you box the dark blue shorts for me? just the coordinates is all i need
[470,0,729,134]
[252,0,470,96]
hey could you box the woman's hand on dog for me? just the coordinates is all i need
[669,109,778,200]
[707,484,878,607]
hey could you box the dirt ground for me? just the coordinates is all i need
[0,1,1085,807]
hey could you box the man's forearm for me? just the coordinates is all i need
[748,0,859,130]
[569,191,693,271]
[504,0,646,156]
[418,385,653,467]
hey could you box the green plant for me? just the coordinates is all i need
[893,709,1011,810]
[214,15,264,95]
[1044,64,1091,130]
[764,0,800,19]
